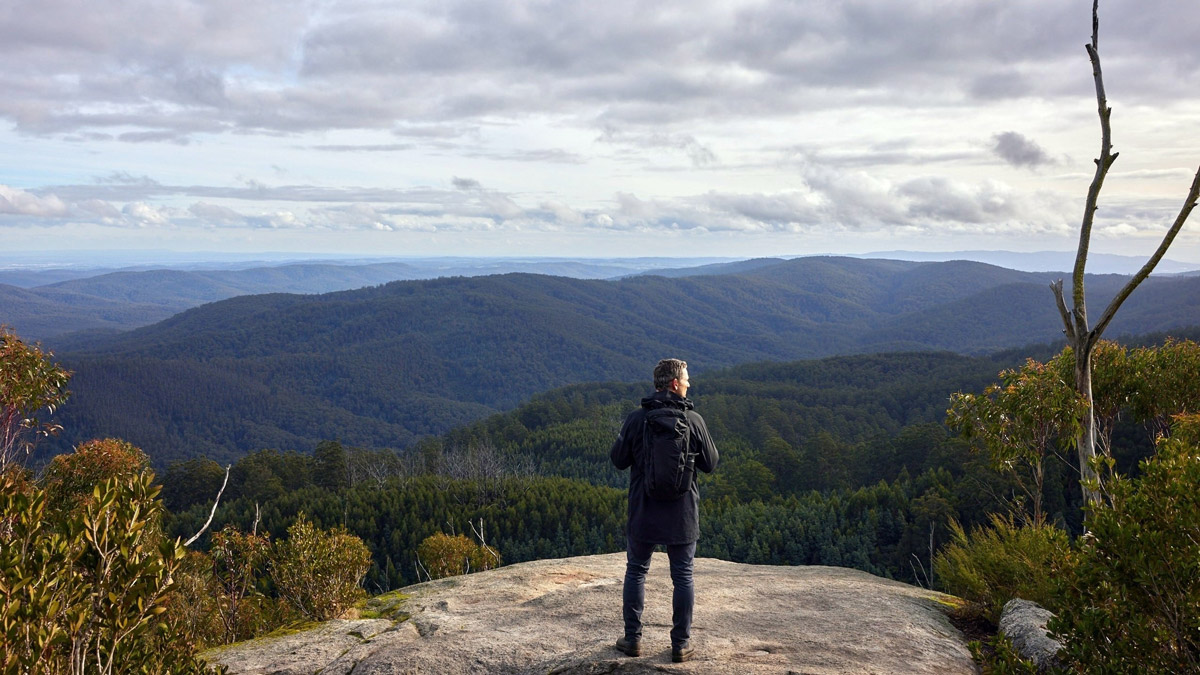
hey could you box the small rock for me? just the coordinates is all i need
[998,598,1063,673]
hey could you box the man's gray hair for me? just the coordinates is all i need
[654,358,688,392]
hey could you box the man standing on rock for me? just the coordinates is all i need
[610,358,719,663]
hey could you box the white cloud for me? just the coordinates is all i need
[121,202,170,226]
[0,185,68,217]
[246,211,305,229]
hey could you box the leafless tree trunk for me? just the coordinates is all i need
[1051,0,1200,510]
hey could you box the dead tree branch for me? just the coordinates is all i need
[468,517,501,567]
[1091,167,1200,341]
[184,464,231,547]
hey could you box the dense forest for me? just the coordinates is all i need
[37,257,1200,464]
[161,346,1169,591]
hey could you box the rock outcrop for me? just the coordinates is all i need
[998,599,1063,673]
[206,552,977,674]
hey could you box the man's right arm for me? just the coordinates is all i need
[610,410,637,470]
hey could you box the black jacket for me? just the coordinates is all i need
[610,390,719,545]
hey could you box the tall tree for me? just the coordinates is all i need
[1051,0,1200,508]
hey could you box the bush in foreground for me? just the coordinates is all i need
[1050,415,1200,673]
[1,466,215,674]
[270,513,372,621]
[934,514,1073,622]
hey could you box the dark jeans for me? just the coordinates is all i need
[622,536,696,648]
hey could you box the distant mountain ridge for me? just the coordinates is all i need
[6,251,1197,342]
[42,256,1200,464]
[0,257,730,341]
[857,250,1200,275]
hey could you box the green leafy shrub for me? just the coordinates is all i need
[43,438,150,516]
[416,531,503,580]
[933,514,1073,621]
[166,550,226,650]
[210,524,278,642]
[269,514,372,621]
[1,464,216,674]
[1050,415,1200,673]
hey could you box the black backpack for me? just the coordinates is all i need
[641,407,697,500]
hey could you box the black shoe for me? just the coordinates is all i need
[672,642,694,663]
[615,636,641,657]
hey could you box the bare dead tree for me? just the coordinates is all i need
[1051,0,1200,509]
[184,464,231,547]
[414,556,432,583]
[438,439,535,508]
[468,517,501,569]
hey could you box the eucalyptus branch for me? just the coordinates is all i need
[184,464,231,547]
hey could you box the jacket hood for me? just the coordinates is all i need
[641,390,693,411]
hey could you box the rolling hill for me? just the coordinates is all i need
[39,256,1200,464]
[1,257,733,342]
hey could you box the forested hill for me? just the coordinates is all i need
[0,257,712,342]
[437,350,1012,491]
[46,256,1200,464]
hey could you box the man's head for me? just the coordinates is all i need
[653,358,690,397]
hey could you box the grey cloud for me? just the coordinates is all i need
[42,180,470,205]
[94,171,162,186]
[3,0,1197,139]
[171,68,228,108]
[392,124,479,140]
[702,192,820,227]
[453,177,482,191]
[77,199,122,219]
[969,70,1034,100]
[898,177,1017,224]
[189,202,246,225]
[800,165,905,228]
[992,131,1053,169]
[776,142,979,171]
[598,128,718,166]
[311,143,415,152]
[0,0,308,67]
[118,130,192,144]
[465,148,586,165]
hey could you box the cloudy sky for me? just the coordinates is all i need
[3,0,1200,260]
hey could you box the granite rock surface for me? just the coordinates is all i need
[206,552,978,674]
